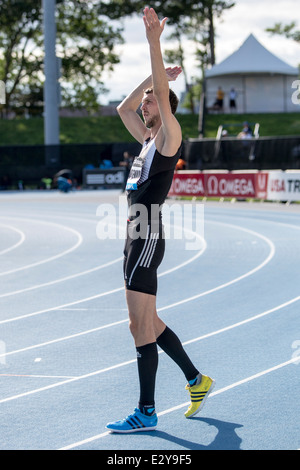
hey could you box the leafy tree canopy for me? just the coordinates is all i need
[0,0,123,115]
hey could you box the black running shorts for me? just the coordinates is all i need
[123,219,165,296]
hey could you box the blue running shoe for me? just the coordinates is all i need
[106,408,157,433]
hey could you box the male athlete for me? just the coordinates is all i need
[106,7,214,433]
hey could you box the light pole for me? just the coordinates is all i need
[43,0,60,166]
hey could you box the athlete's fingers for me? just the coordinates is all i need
[142,15,148,29]
[160,16,168,30]
[143,7,152,26]
[144,7,167,31]
[143,7,151,29]
[146,7,156,23]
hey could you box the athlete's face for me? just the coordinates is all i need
[141,93,160,128]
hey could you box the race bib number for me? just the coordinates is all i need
[126,156,143,190]
[126,143,150,190]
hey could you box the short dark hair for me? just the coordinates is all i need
[144,87,179,115]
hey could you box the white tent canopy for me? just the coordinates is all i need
[205,34,299,113]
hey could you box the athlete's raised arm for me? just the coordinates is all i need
[117,8,182,150]
[117,66,181,146]
[116,74,152,145]
[143,7,182,156]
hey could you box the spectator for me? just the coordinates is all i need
[41,176,52,190]
[99,159,113,169]
[229,88,237,112]
[213,86,224,111]
[237,122,253,139]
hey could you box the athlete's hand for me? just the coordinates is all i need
[143,7,167,43]
[166,66,182,82]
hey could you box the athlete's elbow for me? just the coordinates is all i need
[116,102,125,115]
[117,100,135,117]
[117,105,129,122]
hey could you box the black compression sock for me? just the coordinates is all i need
[156,326,199,381]
[136,342,158,414]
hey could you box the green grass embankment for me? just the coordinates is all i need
[0,112,299,146]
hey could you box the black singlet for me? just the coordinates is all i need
[126,138,180,217]
[123,139,181,295]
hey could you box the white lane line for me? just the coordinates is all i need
[159,356,300,415]
[58,355,299,450]
[1,293,299,404]
[0,219,275,367]
[0,286,125,325]
[1,291,299,369]
[0,223,204,298]
[0,218,83,276]
[158,221,275,313]
[0,224,26,255]
[0,214,121,297]
[182,295,300,346]
[0,356,137,405]
[56,308,129,311]
[0,219,271,325]
[0,374,76,379]
[0,257,123,299]
[1,317,130,359]
[0,224,206,324]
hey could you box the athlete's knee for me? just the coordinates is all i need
[128,314,147,337]
[153,314,166,338]
[128,309,155,343]
[128,317,138,338]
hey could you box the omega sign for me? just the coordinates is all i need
[169,171,269,199]
[206,174,256,197]
[171,175,205,195]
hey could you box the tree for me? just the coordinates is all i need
[56,0,124,110]
[98,0,235,113]
[0,0,42,117]
[0,0,123,117]
[266,22,300,43]
[99,0,234,68]
[266,22,300,78]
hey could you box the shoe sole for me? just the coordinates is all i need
[185,379,216,418]
[106,425,157,433]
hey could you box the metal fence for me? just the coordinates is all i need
[0,142,141,188]
[0,137,300,189]
[185,136,300,171]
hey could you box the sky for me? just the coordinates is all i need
[100,0,300,105]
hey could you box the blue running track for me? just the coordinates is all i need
[0,190,299,451]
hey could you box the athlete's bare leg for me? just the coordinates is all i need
[125,289,166,347]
